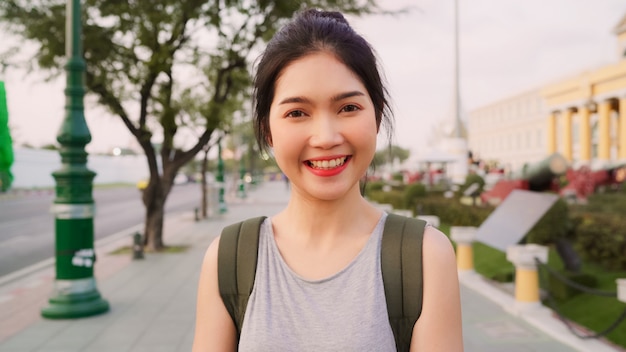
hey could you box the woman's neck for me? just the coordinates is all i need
[274,184,382,244]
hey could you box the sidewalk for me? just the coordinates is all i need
[0,180,621,351]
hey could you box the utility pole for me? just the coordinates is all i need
[41,0,109,319]
[453,0,461,138]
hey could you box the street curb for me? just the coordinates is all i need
[0,221,144,289]
[459,271,619,352]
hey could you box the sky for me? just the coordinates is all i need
[2,0,626,157]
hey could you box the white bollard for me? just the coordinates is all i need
[450,226,477,273]
[506,244,549,310]
[617,279,626,303]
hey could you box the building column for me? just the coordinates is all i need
[506,244,549,310]
[547,111,557,154]
[562,108,573,161]
[597,100,612,162]
[619,97,626,161]
[578,105,592,163]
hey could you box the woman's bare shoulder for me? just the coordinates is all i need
[422,226,456,260]
[411,226,463,351]
[193,234,237,351]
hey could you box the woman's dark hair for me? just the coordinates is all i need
[253,8,393,152]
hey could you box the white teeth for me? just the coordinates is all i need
[309,157,347,169]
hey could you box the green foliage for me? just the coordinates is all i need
[391,172,403,182]
[403,183,426,211]
[572,213,626,270]
[416,195,493,226]
[568,192,626,270]
[367,188,493,223]
[367,189,405,209]
[525,198,572,245]
[372,144,411,168]
[571,192,626,214]
[458,173,485,197]
[364,180,385,195]
[40,143,59,151]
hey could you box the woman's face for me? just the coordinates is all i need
[268,51,378,201]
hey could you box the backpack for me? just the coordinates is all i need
[217,213,426,352]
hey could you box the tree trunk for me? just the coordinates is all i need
[143,182,166,251]
[144,199,165,251]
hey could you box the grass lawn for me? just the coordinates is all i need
[439,223,626,349]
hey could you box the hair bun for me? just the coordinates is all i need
[302,9,349,26]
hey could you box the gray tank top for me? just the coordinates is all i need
[238,214,396,352]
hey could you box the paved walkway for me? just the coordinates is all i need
[0,181,621,351]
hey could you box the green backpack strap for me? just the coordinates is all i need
[381,213,426,352]
[217,216,267,339]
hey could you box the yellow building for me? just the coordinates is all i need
[469,14,626,172]
[542,14,626,168]
[468,89,546,172]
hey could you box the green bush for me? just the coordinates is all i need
[415,195,493,226]
[458,173,485,197]
[572,213,626,270]
[403,183,427,211]
[367,189,406,210]
[364,180,384,195]
[526,198,572,245]
[571,192,626,214]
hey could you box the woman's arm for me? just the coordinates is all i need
[192,236,238,352]
[410,226,464,351]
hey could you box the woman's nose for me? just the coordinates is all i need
[309,115,344,149]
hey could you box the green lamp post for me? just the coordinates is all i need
[41,0,109,319]
[216,137,227,213]
[238,155,247,198]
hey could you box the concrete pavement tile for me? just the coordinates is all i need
[130,344,181,352]
[0,320,69,351]
[83,340,133,352]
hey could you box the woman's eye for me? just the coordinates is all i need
[341,104,360,113]
[286,110,305,118]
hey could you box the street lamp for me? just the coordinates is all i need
[41,0,109,319]
[238,153,247,198]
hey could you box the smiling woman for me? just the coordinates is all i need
[193,9,463,352]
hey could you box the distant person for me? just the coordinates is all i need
[193,9,462,351]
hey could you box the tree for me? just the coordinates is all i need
[0,0,386,250]
[373,144,411,168]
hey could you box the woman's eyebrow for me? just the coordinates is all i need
[278,96,311,105]
[278,91,365,105]
[331,91,365,102]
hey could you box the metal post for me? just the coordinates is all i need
[238,149,247,198]
[41,0,109,319]
[217,137,227,213]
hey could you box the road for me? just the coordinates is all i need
[0,183,201,277]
